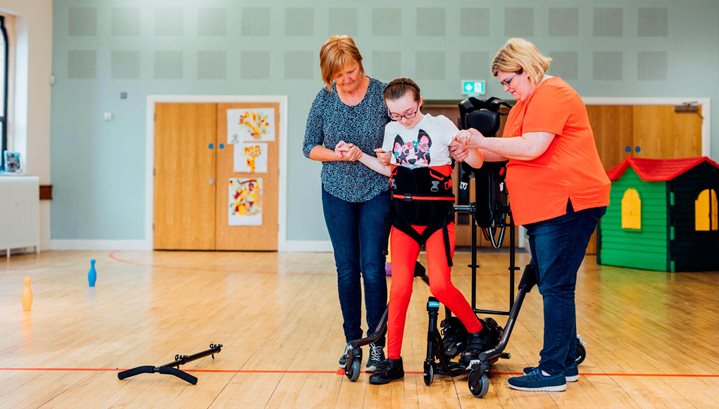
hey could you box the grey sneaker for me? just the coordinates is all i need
[366,343,385,372]
[338,343,362,368]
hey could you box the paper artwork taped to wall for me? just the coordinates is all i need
[234,143,268,173]
[228,178,262,226]
[227,108,275,144]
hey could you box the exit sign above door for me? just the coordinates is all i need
[462,80,485,95]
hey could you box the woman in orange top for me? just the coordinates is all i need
[453,38,610,392]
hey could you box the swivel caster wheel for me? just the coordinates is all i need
[344,349,361,382]
[468,369,490,398]
[423,361,434,386]
[575,335,587,365]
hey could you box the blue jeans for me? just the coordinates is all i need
[322,189,390,344]
[524,203,606,375]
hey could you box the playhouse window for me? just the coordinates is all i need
[621,188,641,230]
[695,189,718,231]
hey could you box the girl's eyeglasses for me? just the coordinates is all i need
[388,105,419,121]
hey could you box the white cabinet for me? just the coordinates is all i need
[0,175,40,256]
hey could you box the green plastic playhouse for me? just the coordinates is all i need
[598,157,719,272]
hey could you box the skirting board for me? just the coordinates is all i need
[48,239,528,252]
[50,240,150,251]
[49,239,333,252]
[279,240,333,252]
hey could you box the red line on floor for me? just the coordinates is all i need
[1,368,718,378]
[0,368,121,372]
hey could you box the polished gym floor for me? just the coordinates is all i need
[1,250,718,408]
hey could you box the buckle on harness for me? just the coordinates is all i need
[403,194,413,202]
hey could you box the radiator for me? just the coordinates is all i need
[0,175,40,257]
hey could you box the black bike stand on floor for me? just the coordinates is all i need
[117,343,223,385]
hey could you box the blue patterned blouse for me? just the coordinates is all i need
[303,78,390,203]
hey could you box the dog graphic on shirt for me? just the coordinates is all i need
[392,130,432,166]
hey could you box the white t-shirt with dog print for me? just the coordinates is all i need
[382,114,459,169]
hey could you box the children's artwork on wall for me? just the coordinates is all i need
[226,108,275,144]
[234,143,268,173]
[228,178,262,226]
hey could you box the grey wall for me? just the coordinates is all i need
[50,0,719,243]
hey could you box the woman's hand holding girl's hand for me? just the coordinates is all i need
[335,140,349,157]
[449,137,469,162]
[335,141,362,162]
[374,149,391,166]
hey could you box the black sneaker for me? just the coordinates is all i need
[338,344,362,368]
[369,358,404,385]
[460,327,492,364]
[366,343,385,372]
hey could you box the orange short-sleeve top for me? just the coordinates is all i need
[503,77,610,225]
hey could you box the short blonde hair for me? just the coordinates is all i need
[491,38,552,87]
[319,35,365,92]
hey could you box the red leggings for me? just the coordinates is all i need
[386,222,482,359]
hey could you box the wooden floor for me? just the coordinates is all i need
[1,250,718,409]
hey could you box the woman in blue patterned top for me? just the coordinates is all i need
[302,35,390,372]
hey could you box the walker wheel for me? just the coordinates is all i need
[575,336,587,365]
[348,358,361,382]
[423,361,434,386]
[468,369,490,398]
[344,349,361,382]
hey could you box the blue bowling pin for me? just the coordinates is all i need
[88,259,97,287]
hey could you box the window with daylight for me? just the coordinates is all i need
[0,15,9,170]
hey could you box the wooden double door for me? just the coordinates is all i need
[588,105,703,170]
[153,102,280,251]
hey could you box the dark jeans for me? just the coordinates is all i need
[524,203,606,375]
[322,188,390,345]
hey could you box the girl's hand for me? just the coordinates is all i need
[335,141,360,161]
[335,140,349,157]
[449,140,469,162]
[344,144,362,162]
[374,148,391,166]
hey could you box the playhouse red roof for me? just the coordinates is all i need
[606,156,719,182]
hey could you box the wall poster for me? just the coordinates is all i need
[234,142,268,173]
[228,177,262,226]
[226,108,276,144]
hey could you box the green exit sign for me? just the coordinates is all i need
[462,80,485,95]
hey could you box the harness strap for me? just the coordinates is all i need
[392,206,454,268]
[442,223,453,267]
[392,194,455,202]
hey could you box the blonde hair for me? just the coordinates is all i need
[491,38,552,87]
[319,35,365,92]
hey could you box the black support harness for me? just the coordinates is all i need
[389,164,455,266]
